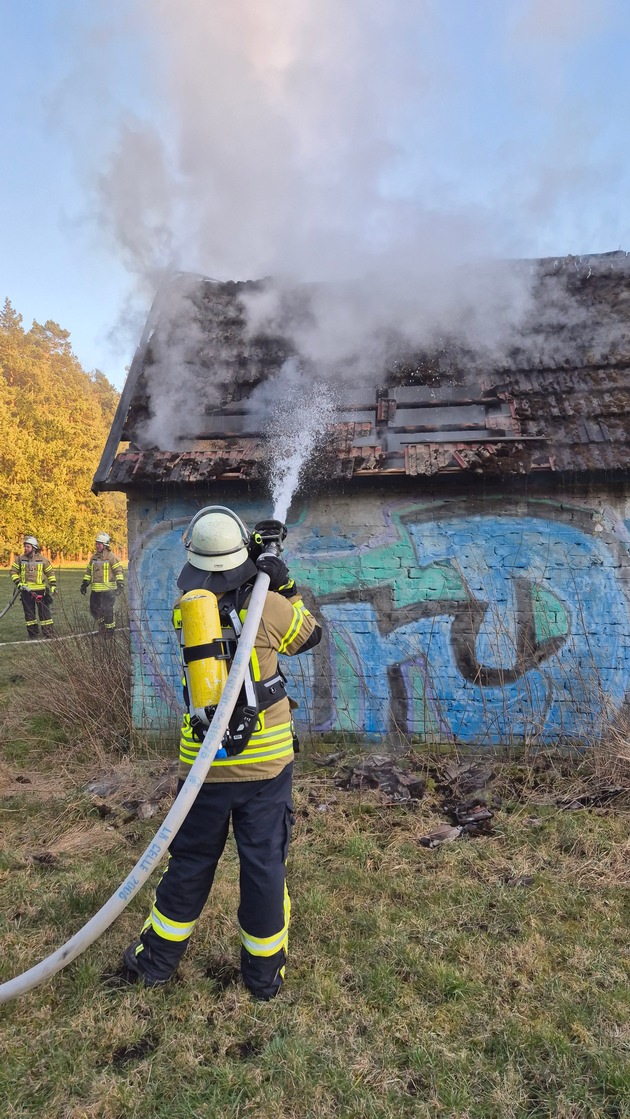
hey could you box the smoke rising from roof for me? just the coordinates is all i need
[79,0,628,448]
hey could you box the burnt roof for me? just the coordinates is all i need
[93,251,630,492]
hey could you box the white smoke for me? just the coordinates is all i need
[57,0,629,445]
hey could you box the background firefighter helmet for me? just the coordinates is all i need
[183,507,251,572]
[95,532,111,545]
[23,536,39,549]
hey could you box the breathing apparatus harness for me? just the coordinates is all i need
[177,517,290,758]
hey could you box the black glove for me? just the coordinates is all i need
[116,584,124,595]
[256,552,290,592]
[80,582,88,596]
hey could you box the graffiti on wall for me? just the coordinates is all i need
[129,497,630,745]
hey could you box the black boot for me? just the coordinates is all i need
[241,947,286,1001]
[122,939,177,987]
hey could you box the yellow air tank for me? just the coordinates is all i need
[179,589,229,719]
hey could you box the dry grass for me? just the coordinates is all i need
[1,747,630,1118]
[0,634,133,773]
[44,822,125,860]
[1,575,630,1116]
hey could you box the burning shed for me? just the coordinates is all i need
[94,250,630,748]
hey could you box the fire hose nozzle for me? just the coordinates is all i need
[261,540,282,558]
[254,516,288,548]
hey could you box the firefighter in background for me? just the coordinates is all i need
[80,532,124,635]
[10,536,57,639]
[123,508,322,1000]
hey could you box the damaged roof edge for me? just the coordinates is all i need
[91,285,167,495]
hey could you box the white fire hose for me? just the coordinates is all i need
[0,569,271,1005]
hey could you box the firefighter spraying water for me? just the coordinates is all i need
[123,508,321,998]
[0,509,321,1005]
[178,519,289,753]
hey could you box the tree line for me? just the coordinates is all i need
[0,298,126,563]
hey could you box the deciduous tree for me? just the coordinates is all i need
[0,299,126,562]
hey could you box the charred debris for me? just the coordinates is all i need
[95,251,630,493]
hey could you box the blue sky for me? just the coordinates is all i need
[0,1,150,387]
[1,0,630,391]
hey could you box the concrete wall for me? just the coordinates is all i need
[127,485,630,747]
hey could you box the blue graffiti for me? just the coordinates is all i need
[129,500,630,746]
[284,512,630,744]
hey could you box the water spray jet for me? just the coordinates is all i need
[265,367,337,521]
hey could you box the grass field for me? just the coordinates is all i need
[0,571,629,1118]
[0,569,103,643]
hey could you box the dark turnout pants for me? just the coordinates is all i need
[136,764,294,998]
[21,589,53,638]
[89,590,116,631]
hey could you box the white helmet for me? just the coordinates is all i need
[183,506,250,572]
[24,535,39,549]
[96,532,111,545]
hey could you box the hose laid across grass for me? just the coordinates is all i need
[0,628,131,648]
[0,569,271,1005]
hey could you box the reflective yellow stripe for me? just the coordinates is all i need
[278,604,300,652]
[213,722,294,766]
[144,904,196,942]
[240,928,286,955]
[18,560,48,590]
[240,885,290,957]
[210,741,294,766]
[179,718,294,768]
[89,556,123,592]
[278,604,306,653]
[247,733,294,751]
[179,716,199,765]
[249,722,292,742]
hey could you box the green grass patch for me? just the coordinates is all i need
[0,568,95,644]
[1,753,630,1118]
